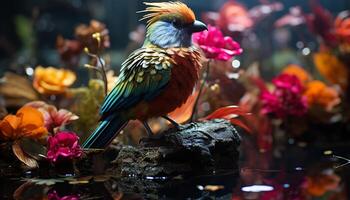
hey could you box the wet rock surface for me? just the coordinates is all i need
[109,119,241,177]
[0,119,241,180]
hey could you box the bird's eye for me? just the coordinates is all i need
[171,19,181,27]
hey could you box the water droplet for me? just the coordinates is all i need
[64,173,74,177]
[25,67,34,76]
[324,150,333,155]
[302,47,311,56]
[232,59,241,69]
[197,185,204,190]
[296,41,304,49]
[295,167,303,171]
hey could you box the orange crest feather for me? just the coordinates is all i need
[139,2,195,26]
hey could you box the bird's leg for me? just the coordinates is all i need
[142,121,154,137]
[162,115,180,129]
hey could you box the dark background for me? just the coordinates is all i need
[0,0,349,72]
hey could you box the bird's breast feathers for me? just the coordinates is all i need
[129,47,202,120]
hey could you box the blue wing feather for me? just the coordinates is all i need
[99,47,172,118]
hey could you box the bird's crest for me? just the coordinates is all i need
[139,2,195,27]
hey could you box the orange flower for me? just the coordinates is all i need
[33,66,76,95]
[282,64,311,85]
[304,80,340,111]
[0,106,48,141]
[304,173,341,197]
[313,52,348,90]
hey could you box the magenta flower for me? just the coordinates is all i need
[261,74,308,118]
[272,73,304,93]
[47,131,82,162]
[192,25,242,61]
[48,190,79,200]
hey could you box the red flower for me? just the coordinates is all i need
[261,74,308,118]
[306,2,337,47]
[56,36,83,68]
[193,25,242,61]
[47,131,82,163]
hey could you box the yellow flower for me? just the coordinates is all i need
[33,66,76,95]
[313,52,348,90]
[0,106,48,141]
[282,64,311,85]
[304,80,340,111]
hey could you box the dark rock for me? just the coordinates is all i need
[77,142,122,176]
[109,119,241,177]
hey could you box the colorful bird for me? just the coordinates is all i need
[83,2,207,148]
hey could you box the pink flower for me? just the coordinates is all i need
[217,1,253,33]
[48,190,79,200]
[47,131,82,162]
[261,74,308,118]
[272,74,304,93]
[192,25,242,61]
[25,101,79,133]
[275,6,305,27]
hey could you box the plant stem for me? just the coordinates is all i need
[96,56,108,96]
[95,36,108,96]
[84,37,108,96]
[191,59,211,122]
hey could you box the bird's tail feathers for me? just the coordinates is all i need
[82,115,128,149]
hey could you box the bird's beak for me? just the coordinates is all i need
[189,20,208,33]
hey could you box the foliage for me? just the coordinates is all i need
[68,80,105,141]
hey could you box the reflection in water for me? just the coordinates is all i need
[47,190,79,200]
[3,148,348,200]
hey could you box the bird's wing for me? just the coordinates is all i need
[100,47,172,118]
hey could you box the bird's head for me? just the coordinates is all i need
[140,1,207,48]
